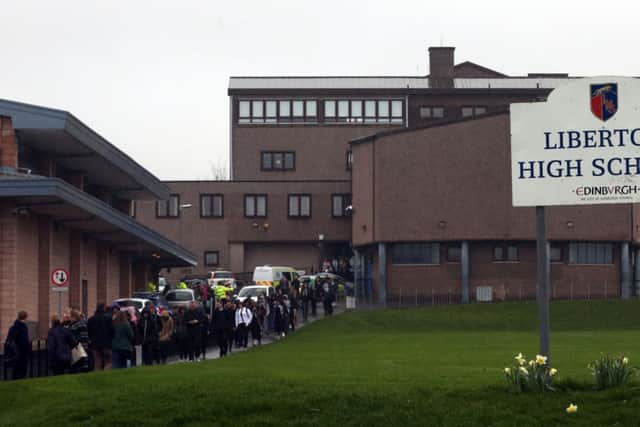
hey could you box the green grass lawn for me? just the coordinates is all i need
[1,300,640,426]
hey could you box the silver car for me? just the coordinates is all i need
[162,288,196,309]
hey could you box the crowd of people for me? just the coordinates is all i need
[2,276,340,380]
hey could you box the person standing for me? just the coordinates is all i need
[88,303,114,370]
[211,301,227,357]
[138,308,159,366]
[279,274,290,296]
[223,300,236,354]
[5,311,31,380]
[68,309,90,373]
[158,312,174,365]
[300,282,310,323]
[248,301,262,346]
[184,301,204,362]
[234,301,252,349]
[111,311,133,369]
[47,315,76,376]
[173,307,189,361]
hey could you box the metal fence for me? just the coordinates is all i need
[352,278,626,309]
[1,340,48,381]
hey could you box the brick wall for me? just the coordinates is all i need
[16,215,39,330]
[0,116,17,168]
[49,227,70,317]
[0,203,18,342]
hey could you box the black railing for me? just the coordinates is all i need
[1,339,48,381]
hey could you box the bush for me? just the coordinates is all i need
[504,353,557,393]
[588,354,634,390]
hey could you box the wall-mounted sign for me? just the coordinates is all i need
[511,76,640,207]
[51,268,69,287]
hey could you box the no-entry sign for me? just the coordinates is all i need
[51,269,69,287]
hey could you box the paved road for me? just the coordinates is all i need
[166,303,344,364]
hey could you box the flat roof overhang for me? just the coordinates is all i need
[0,99,169,200]
[0,177,196,268]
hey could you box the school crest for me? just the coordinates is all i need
[590,83,618,121]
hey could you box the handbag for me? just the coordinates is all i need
[71,343,87,365]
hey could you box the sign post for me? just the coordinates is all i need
[51,268,69,317]
[511,76,639,361]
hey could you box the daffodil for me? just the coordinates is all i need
[515,352,526,365]
[566,403,578,414]
[535,354,547,365]
[504,367,511,374]
[623,357,629,365]
[529,360,535,367]
[549,368,558,376]
[519,367,528,375]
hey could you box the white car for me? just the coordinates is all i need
[113,298,151,313]
[206,270,236,288]
[236,285,275,303]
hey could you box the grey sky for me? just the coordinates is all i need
[1,0,638,180]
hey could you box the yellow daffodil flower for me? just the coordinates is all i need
[535,354,547,365]
[623,357,629,365]
[504,367,511,374]
[514,352,526,365]
[529,360,535,367]
[519,367,528,375]
[549,368,558,376]
[566,403,578,414]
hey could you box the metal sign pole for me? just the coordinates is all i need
[536,206,551,362]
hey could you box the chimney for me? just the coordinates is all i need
[428,46,455,88]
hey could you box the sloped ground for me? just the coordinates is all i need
[1,300,639,426]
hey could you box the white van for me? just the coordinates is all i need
[252,266,298,287]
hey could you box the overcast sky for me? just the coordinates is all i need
[1,0,638,180]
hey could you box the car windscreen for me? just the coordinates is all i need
[238,288,267,297]
[166,291,193,302]
[117,300,143,310]
[215,272,232,279]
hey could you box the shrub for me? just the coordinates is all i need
[588,354,634,390]
[504,353,556,393]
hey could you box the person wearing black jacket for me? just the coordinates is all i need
[184,301,205,362]
[5,311,31,380]
[87,303,114,370]
[47,315,76,376]
[223,300,236,354]
[211,301,227,357]
[138,309,159,366]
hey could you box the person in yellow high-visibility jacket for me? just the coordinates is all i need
[147,281,156,292]
[177,281,188,289]
[214,284,232,301]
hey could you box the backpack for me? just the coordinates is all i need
[3,326,19,363]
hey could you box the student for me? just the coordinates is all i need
[68,309,90,373]
[212,301,227,357]
[138,308,159,366]
[47,315,76,376]
[234,301,252,349]
[184,301,205,362]
[173,307,189,361]
[111,311,134,369]
[5,311,31,380]
[88,303,114,370]
[158,312,174,364]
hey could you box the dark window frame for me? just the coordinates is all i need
[156,194,180,219]
[237,99,318,124]
[568,242,613,265]
[419,106,446,119]
[244,194,268,218]
[493,243,520,262]
[261,151,296,171]
[392,242,441,265]
[331,193,352,218]
[324,98,404,124]
[446,244,462,263]
[288,193,312,218]
[461,105,488,118]
[550,244,563,263]
[204,251,220,267]
[200,193,224,218]
[346,150,353,170]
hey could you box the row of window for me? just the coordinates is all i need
[260,151,353,171]
[391,242,614,265]
[238,99,404,124]
[418,105,487,119]
[156,194,352,219]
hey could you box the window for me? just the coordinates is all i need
[462,106,487,118]
[550,245,563,263]
[493,244,519,262]
[245,194,267,218]
[156,194,179,218]
[238,99,317,124]
[569,242,613,264]
[288,194,311,218]
[129,200,136,218]
[261,151,295,171]
[446,245,461,263]
[200,194,223,218]
[324,99,403,124]
[332,194,352,217]
[204,251,219,267]
[419,106,445,118]
[346,151,353,170]
[392,242,440,265]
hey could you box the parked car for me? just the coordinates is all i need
[235,285,275,303]
[113,298,151,313]
[162,288,197,309]
[206,270,236,288]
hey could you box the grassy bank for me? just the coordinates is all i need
[1,300,639,426]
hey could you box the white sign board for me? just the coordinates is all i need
[511,76,640,207]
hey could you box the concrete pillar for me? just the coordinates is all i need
[378,243,387,305]
[461,241,470,304]
[119,253,132,298]
[68,231,83,309]
[97,243,110,304]
[37,218,52,337]
[621,242,631,299]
